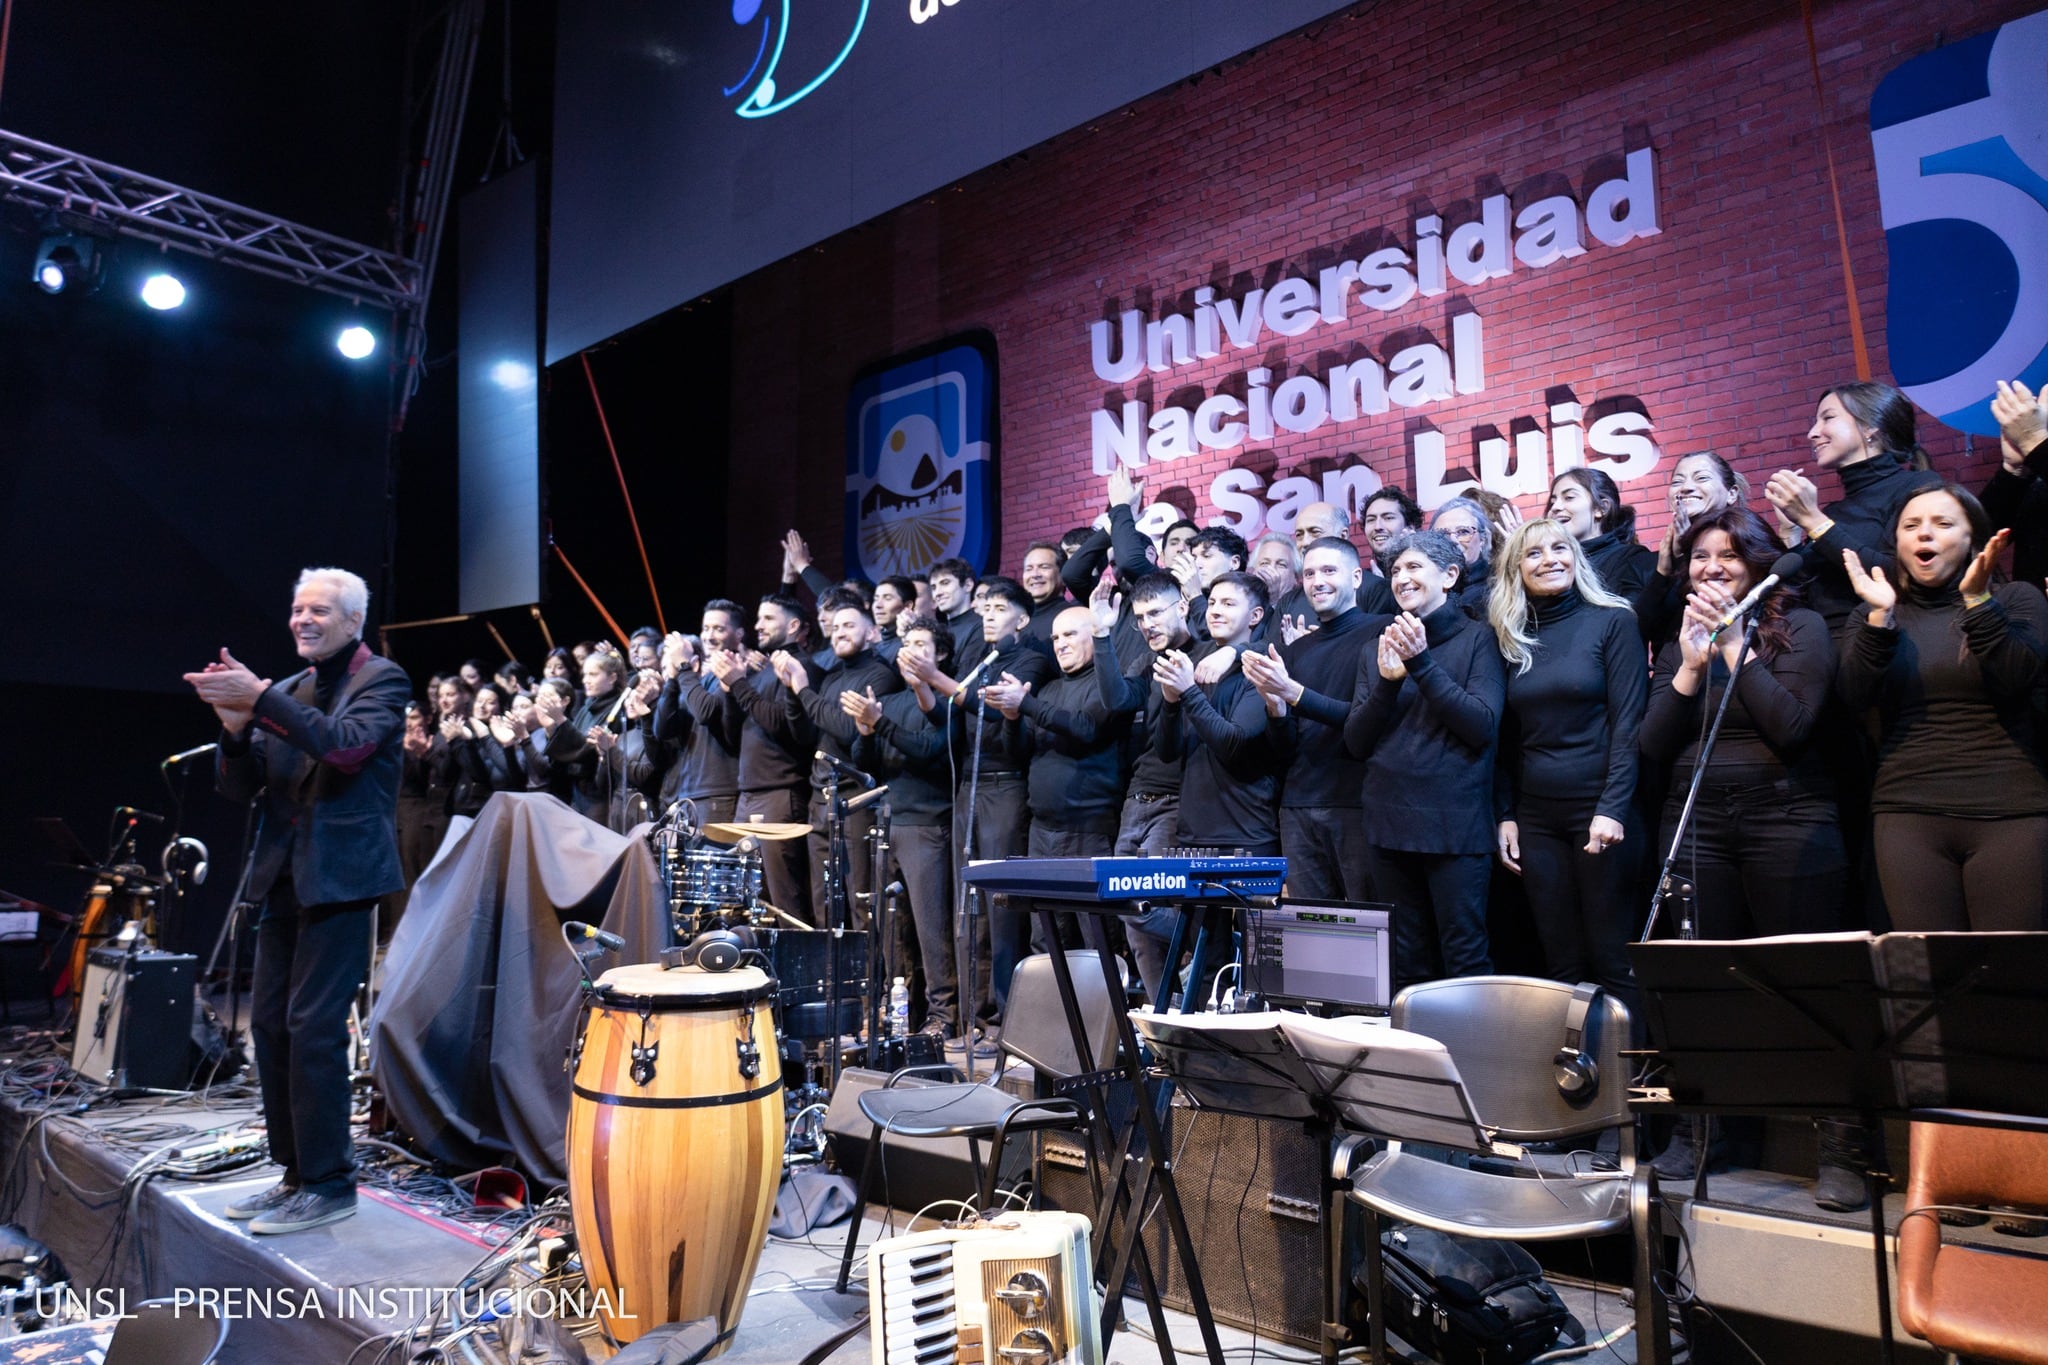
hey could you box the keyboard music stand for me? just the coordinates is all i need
[960,864,1251,1365]
[1629,931,2048,1365]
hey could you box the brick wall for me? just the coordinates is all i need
[721,0,2035,592]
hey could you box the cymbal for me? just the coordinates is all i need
[701,821,813,844]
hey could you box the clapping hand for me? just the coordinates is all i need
[1764,469,1823,537]
[1993,379,2046,456]
[1153,649,1196,702]
[839,686,884,735]
[1279,613,1315,645]
[770,650,810,694]
[981,672,1030,719]
[1841,548,1897,625]
[182,648,269,734]
[1960,527,2012,604]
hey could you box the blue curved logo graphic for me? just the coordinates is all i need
[724,0,871,119]
[1871,11,2048,436]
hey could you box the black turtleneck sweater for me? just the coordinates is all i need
[1343,600,1505,854]
[1158,650,1280,849]
[1497,587,1646,821]
[1015,662,1130,833]
[959,634,1057,774]
[1271,606,1380,808]
[1837,578,2048,818]
[1641,605,1835,793]
[857,690,959,825]
[1579,523,1657,600]
[1802,454,1944,631]
[796,647,903,785]
[1096,633,1192,799]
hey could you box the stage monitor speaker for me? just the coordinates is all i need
[1038,1100,1353,1351]
[824,1066,1034,1216]
[69,948,196,1090]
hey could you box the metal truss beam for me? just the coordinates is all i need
[0,127,421,312]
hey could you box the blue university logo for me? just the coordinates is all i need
[845,338,997,580]
[1871,10,2048,436]
[722,0,871,119]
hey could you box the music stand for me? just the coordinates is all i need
[1134,1011,1545,1364]
[1628,931,2048,1365]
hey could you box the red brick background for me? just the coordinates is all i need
[719,0,2037,592]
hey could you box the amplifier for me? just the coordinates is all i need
[69,948,197,1090]
[1038,1101,1353,1350]
[824,1066,1036,1216]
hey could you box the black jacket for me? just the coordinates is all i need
[217,641,410,905]
[1343,602,1505,855]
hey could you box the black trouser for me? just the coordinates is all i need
[1118,793,1183,999]
[1656,782,1847,940]
[1514,792,1639,1013]
[1366,846,1491,991]
[808,793,878,930]
[1279,805,1375,901]
[1026,823,1114,954]
[1873,812,2048,932]
[952,772,1029,1027]
[736,787,811,924]
[893,821,956,1033]
[252,877,372,1197]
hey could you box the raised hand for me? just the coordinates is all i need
[1107,465,1143,511]
[782,528,812,576]
[1841,548,1897,623]
[1280,613,1314,645]
[660,631,693,678]
[1993,379,2046,455]
[1088,575,1122,636]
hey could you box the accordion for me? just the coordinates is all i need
[868,1210,1099,1365]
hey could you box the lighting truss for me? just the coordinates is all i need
[0,128,421,311]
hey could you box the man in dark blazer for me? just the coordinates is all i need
[184,566,410,1235]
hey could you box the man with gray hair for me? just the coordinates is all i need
[1291,500,1393,613]
[183,566,410,1235]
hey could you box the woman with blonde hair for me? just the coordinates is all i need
[1490,517,1646,1009]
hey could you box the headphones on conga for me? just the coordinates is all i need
[1553,982,1602,1103]
[664,927,758,974]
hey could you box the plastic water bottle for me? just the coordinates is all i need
[889,977,910,1039]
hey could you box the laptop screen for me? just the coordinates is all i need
[1244,899,1393,1014]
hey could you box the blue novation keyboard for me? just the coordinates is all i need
[960,855,1287,905]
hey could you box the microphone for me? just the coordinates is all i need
[813,749,876,789]
[845,783,891,813]
[953,647,1002,694]
[562,921,625,952]
[115,806,166,825]
[164,742,219,766]
[1706,573,1781,642]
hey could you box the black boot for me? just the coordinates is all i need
[1652,1118,1725,1182]
[1814,1118,1875,1212]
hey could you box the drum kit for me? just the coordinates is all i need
[561,789,899,1352]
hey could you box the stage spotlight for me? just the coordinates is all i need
[336,325,377,360]
[33,235,101,295]
[139,272,187,310]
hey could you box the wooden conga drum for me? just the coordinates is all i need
[566,963,783,1350]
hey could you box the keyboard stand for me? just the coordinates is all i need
[1033,901,1227,1365]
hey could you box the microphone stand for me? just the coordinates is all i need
[202,789,266,1058]
[1640,616,1756,942]
[1639,617,1756,1201]
[952,679,988,1080]
[821,767,849,1085]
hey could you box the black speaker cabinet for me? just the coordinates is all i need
[1038,1100,1353,1351]
[824,1065,1036,1216]
[69,947,196,1090]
